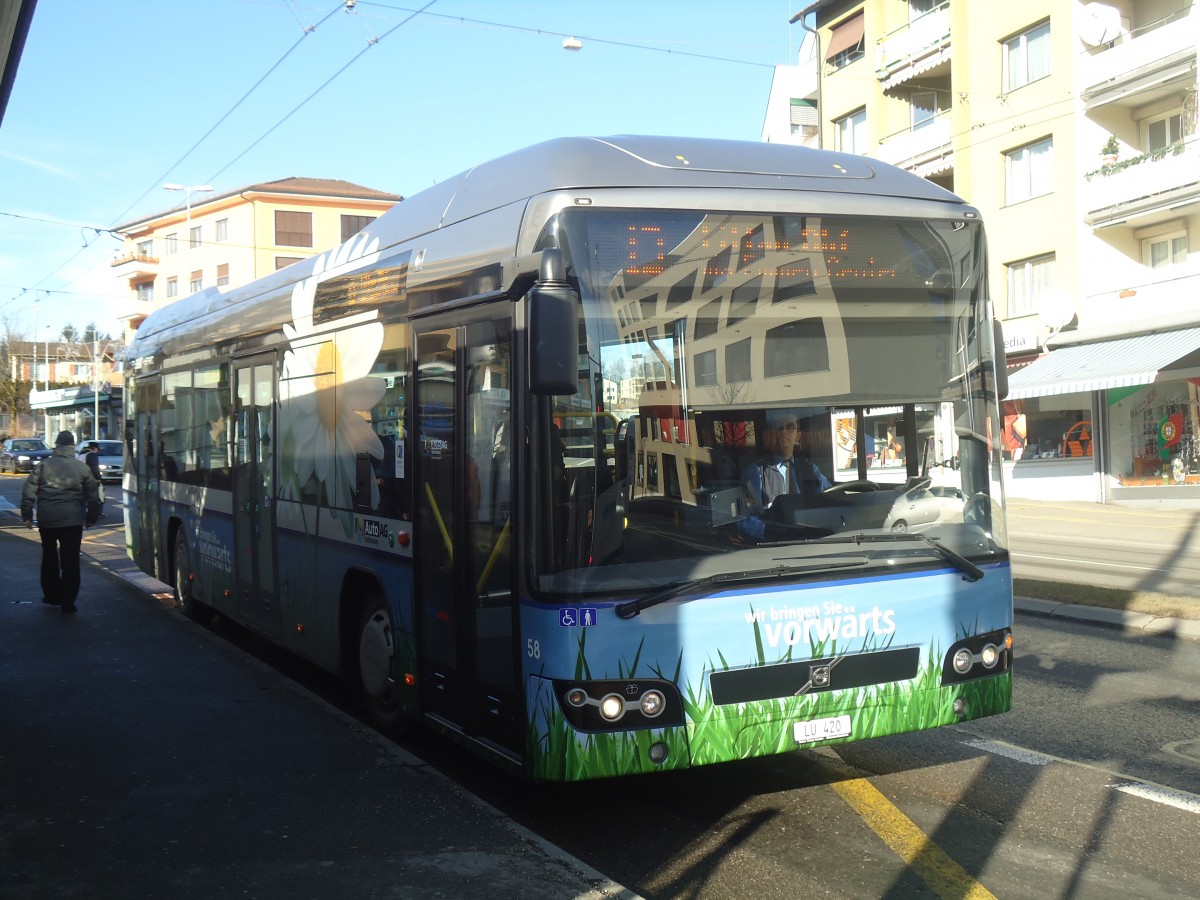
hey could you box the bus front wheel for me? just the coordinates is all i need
[357,593,410,734]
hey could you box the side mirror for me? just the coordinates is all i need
[528,250,579,396]
[992,319,1009,401]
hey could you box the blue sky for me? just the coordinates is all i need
[0,0,803,341]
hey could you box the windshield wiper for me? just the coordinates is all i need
[614,559,868,620]
[800,532,985,582]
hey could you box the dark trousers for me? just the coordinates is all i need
[38,525,83,607]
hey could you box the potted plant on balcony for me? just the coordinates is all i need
[1100,134,1119,167]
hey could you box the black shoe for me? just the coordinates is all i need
[41,597,61,606]
[60,605,77,615]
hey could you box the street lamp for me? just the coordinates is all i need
[163,182,214,233]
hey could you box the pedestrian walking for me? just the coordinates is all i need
[83,440,106,515]
[20,430,102,614]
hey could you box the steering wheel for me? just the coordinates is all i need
[824,479,881,494]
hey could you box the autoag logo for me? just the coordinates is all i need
[355,516,394,549]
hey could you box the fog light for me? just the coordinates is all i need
[952,648,973,674]
[599,693,625,721]
[980,644,1000,669]
[565,687,588,708]
[648,741,669,765]
[639,689,665,718]
[952,698,967,717]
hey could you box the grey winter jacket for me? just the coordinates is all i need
[21,445,102,528]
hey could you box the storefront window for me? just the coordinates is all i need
[1108,380,1200,486]
[1002,395,1091,460]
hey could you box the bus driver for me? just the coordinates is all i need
[738,409,831,541]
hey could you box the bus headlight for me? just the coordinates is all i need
[942,629,1012,684]
[639,689,665,718]
[599,693,625,722]
[553,678,684,733]
[952,648,973,674]
[980,644,1000,669]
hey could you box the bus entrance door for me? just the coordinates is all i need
[415,317,519,755]
[232,358,281,640]
[133,376,161,578]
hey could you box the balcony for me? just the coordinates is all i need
[1084,141,1200,228]
[1081,7,1197,109]
[110,253,159,280]
[875,2,951,90]
[875,113,954,178]
[1085,270,1200,328]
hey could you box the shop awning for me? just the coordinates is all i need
[1006,327,1200,399]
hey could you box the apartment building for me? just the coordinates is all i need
[112,177,402,340]
[774,0,1198,503]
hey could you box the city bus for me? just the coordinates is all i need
[122,135,1013,781]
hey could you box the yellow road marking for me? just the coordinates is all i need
[831,777,998,900]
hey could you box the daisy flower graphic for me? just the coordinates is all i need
[279,240,386,512]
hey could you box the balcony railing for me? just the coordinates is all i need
[110,253,159,280]
[876,113,953,175]
[1085,270,1200,328]
[1081,7,1197,108]
[1084,141,1200,226]
[875,2,950,89]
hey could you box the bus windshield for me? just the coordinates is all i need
[530,208,1006,597]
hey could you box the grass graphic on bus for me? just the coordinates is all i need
[527,618,1011,781]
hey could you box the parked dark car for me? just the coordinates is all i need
[0,438,52,474]
[77,440,125,484]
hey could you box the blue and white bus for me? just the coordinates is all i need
[123,136,1012,781]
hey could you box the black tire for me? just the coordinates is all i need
[173,531,206,621]
[357,591,410,734]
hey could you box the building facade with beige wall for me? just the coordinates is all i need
[112,177,402,339]
[787,0,1198,503]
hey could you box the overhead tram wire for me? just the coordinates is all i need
[360,1,776,70]
[201,0,441,187]
[2,2,351,322]
[107,2,348,228]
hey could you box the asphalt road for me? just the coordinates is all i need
[3,477,1199,898]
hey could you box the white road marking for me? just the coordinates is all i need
[1112,782,1200,815]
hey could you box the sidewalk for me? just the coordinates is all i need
[0,522,637,900]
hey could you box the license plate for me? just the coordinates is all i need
[793,714,852,744]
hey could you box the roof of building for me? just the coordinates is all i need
[115,176,403,232]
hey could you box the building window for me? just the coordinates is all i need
[275,210,313,247]
[1143,231,1188,269]
[725,338,752,383]
[340,214,375,241]
[167,277,178,299]
[1005,137,1053,204]
[911,91,937,130]
[1002,21,1050,92]
[1006,253,1055,318]
[189,225,201,250]
[215,218,229,242]
[693,297,721,340]
[835,108,867,154]
[135,239,153,258]
[165,233,178,255]
[1144,111,1183,152]
[276,256,304,270]
[135,281,154,303]
[765,318,829,376]
[789,99,818,140]
[694,349,717,386]
[826,12,865,70]
[216,263,230,286]
[190,270,203,293]
[775,259,817,303]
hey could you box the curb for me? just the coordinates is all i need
[1015,595,1200,642]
